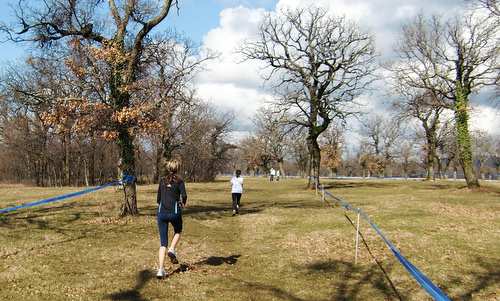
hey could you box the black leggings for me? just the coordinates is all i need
[157,212,182,247]
[232,193,242,211]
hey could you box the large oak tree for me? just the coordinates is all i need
[2,0,178,215]
[241,7,377,188]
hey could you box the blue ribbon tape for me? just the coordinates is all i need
[324,191,451,301]
[0,175,135,214]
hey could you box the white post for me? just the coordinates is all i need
[355,210,360,265]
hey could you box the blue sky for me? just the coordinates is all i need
[0,0,277,62]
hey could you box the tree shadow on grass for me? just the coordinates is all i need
[258,201,324,210]
[322,180,500,195]
[0,202,100,230]
[323,181,401,190]
[237,280,308,301]
[1,201,98,217]
[304,259,403,301]
[1,234,87,259]
[0,209,99,234]
[427,183,468,190]
[226,259,401,301]
[443,257,500,300]
[196,254,240,266]
[104,254,241,300]
[165,254,241,278]
[107,270,153,301]
[139,204,262,220]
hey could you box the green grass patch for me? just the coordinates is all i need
[1,178,499,300]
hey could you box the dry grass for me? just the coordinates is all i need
[0,178,499,300]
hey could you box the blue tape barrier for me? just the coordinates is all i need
[0,175,135,214]
[324,191,451,301]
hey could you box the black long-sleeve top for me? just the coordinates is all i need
[157,177,187,214]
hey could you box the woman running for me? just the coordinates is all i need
[230,169,243,216]
[156,159,187,279]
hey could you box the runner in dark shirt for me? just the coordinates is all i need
[156,159,187,278]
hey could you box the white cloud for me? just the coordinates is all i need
[470,105,500,135]
[276,0,371,22]
[197,82,273,129]
[195,0,498,140]
[195,5,275,132]
[275,0,464,55]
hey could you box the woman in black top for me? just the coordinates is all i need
[156,159,187,278]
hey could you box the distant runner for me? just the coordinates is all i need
[156,159,187,279]
[269,168,276,181]
[230,169,244,216]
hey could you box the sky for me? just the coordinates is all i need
[0,0,498,143]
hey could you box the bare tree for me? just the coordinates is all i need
[472,130,497,179]
[238,135,273,175]
[398,139,418,179]
[435,119,458,178]
[320,124,344,177]
[361,115,402,177]
[0,55,121,187]
[141,32,216,180]
[467,0,500,16]
[176,103,234,182]
[1,0,178,215]
[289,129,310,177]
[241,7,376,188]
[392,88,446,180]
[357,141,383,178]
[493,137,500,177]
[253,107,291,177]
[390,13,499,188]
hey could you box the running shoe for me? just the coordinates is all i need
[167,250,179,264]
[156,268,166,279]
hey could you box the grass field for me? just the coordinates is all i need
[0,178,499,301]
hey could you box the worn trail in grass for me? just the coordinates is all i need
[0,178,499,300]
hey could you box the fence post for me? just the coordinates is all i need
[355,210,360,265]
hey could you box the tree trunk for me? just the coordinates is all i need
[110,44,139,215]
[83,158,89,187]
[454,88,479,188]
[90,136,96,185]
[425,132,437,181]
[307,152,313,187]
[52,165,58,187]
[437,158,443,179]
[63,133,71,186]
[307,135,321,189]
[118,128,138,216]
[278,158,285,179]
